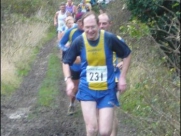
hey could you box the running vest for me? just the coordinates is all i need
[83,30,108,90]
[66,4,74,14]
[69,28,77,42]
[57,11,67,31]
[78,3,90,13]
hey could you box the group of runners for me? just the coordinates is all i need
[54,0,131,135]
[53,0,116,41]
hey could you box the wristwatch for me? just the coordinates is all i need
[64,76,72,81]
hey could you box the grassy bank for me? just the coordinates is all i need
[121,35,180,136]
[1,14,56,96]
[106,1,180,135]
[1,0,63,96]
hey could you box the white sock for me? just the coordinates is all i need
[69,103,74,107]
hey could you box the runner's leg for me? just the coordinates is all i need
[110,91,120,136]
[58,31,64,41]
[99,107,114,136]
[110,107,119,136]
[81,101,98,136]
[70,79,79,106]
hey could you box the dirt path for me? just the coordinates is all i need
[1,38,136,136]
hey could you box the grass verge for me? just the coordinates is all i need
[120,35,180,136]
[1,22,56,96]
[37,47,63,107]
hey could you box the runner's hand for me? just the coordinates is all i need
[66,79,75,97]
[116,61,123,69]
[54,22,57,27]
[118,77,127,94]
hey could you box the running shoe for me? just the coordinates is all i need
[67,105,75,115]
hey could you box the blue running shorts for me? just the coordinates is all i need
[76,86,120,109]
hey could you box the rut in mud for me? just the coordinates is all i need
[1,38,137,136]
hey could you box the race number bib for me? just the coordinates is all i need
[86,66,107,82]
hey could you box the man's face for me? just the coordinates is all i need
[82,0,86,4]
[77,19,83,30]
[67,19,74,29]
[83,15,99,41]
[98,15,111,31]
[60,5,66,11]
[67,0,72,4]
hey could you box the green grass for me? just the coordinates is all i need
[37,48,62,107]
[17,67,31,76]
[1,82,18,96]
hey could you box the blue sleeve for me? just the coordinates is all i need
[62,36,82,65]
[59,29,71,51]
[116,37,125,57]
[107,33,131,58]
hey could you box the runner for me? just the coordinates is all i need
[60,15,76,58]
[54,2,67,41]
[77,0,92,13]
[59,12,85,115]
[65,16,76,30]
[98,12,124,136]
[62,11,131,136]
[66,0,76,17]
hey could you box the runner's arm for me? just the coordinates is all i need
[118,53,131,93]
[62,63,75,97]
[109,33,131,92]
[119,54,131,79]
[73,5,77,17]
[59,29,71,51]
[74,56,81,64]
[62,36,82,65]
[54,12,58,26]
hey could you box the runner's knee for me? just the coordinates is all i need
[86,126,98,136]
[99,128,112,136]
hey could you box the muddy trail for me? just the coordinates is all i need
[1,38,137,136]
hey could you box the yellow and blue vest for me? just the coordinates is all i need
[80,30,115,90]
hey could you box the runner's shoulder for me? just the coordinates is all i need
[71,34,83,45]
[65,25,77,34]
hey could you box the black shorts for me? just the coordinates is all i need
[70,69,81,80]
[61,51,66,61]
[115,82,118,90]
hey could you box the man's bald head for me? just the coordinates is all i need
[98,13,112,31]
